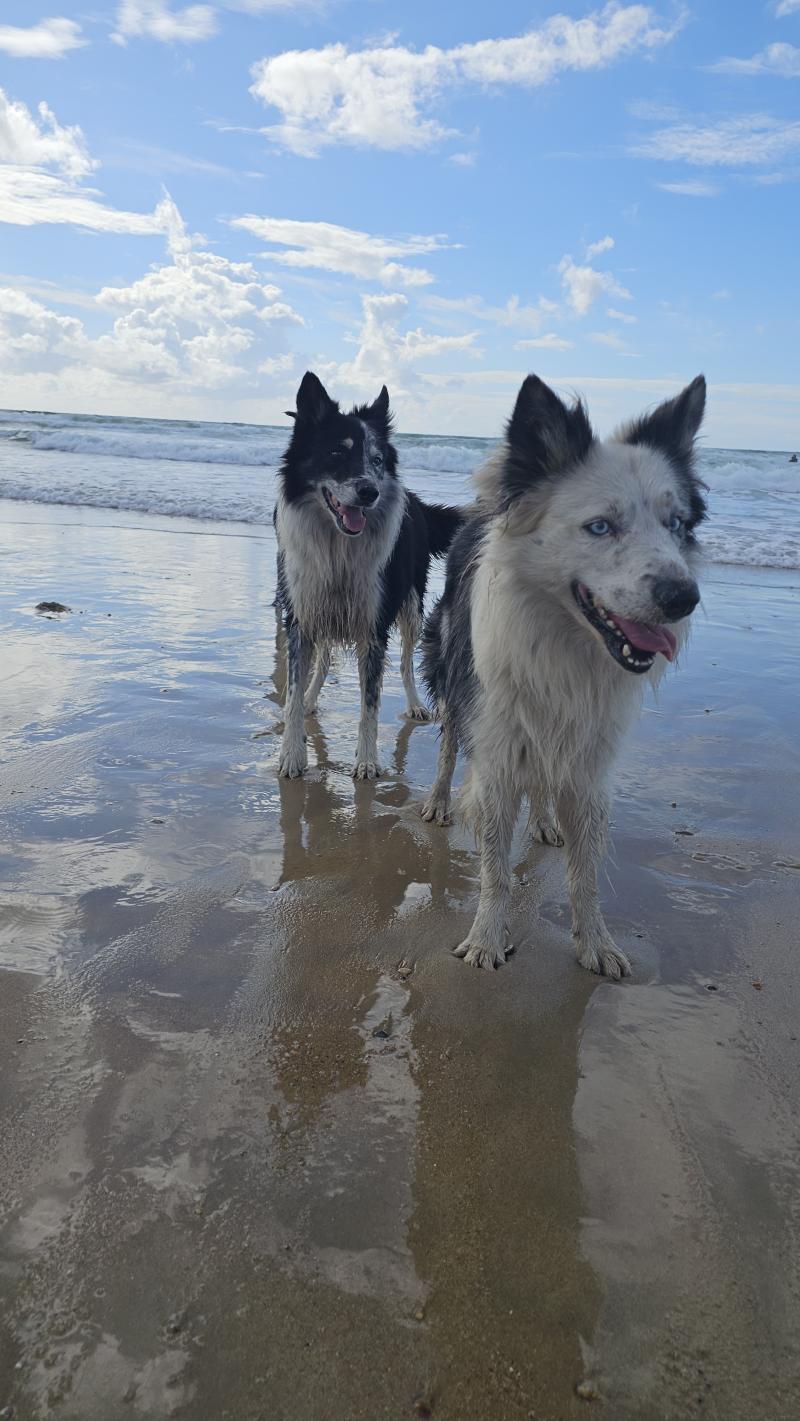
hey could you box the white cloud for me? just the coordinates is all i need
[515,333,573,350]
[0,88,94,178]
[0,196,302,399]
[249,5,683,155]
[656,178,720,195]
[558,254,632,315]
[585,234,615,259]
[776,0,800,16]
[229,214,453,286]
[0,18,86,59]
[588,329,628,349]
[607,306,637,322]
[0,287,85,370]
[0,167,168,233]
[320,292,480,400]
[424,292,557,332]
[635,114,800,166]
[709,43,800,78]
[0,86,167,234]
[450,151,476,167]
[112,1,218,45]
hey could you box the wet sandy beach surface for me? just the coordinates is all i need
[1,499,799,1420]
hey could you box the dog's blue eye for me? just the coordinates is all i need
[585,519,612,537]
[668,513,684,533]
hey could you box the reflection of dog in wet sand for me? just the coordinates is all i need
[422,373,707,977]
[275,372,463,780]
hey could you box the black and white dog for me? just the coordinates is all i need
[421,372,707,977]
[275,371,463,779]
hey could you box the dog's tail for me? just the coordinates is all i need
[423,502,465,558]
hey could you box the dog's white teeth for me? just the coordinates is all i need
[596,604,606,617]
[622,643,631,657]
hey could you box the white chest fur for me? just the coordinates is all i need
[276,490,405,645]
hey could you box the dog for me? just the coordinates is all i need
[421,371,707,977]
[275,371,464,779]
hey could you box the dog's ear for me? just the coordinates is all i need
[284,410,296,420]
[620,375,706,467]
[295,371,337,425]
[364,385,391,427]
[618,375,707,530]
[503,375,594,502]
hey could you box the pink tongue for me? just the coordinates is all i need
[342,505,366,534]
[612,615,677,661]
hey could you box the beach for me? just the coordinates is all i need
[1,465,799,1418]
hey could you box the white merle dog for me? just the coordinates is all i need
[275,372,463,780]
[421,372,707,977]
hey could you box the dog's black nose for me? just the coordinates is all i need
[355,481,379,506]
[653,577,700,621]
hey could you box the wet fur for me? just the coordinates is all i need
[275,372,463,778]
[422,373,707,976]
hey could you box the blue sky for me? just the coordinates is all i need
[0,1,798,445]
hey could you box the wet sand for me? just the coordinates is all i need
[1,499,799,1420]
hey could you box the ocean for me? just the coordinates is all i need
[1,408,798,570]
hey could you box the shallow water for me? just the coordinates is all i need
[1,499,799,1419]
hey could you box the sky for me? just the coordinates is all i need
[0,2,798,446]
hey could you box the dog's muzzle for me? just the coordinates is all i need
[323,482,379,536]
[572,581,681,674]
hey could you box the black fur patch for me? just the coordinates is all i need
[501,374,595,508]
[620,374,708,534]
[422,515,488,748]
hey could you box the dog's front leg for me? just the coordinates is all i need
[278,620,313,778]
[353,634,387,779]
[454,776,519,968]
[557,786,631,979]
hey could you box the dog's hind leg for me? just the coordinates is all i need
[398,595,433,722]
[454,773,520,969]
[278,621,313,778]
[354,633,388,779]
[556,785,631,979]
[421,711,457,825]
[304,643,331,715]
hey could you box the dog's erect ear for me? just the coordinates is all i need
[502,374,594,502]
[295,371,337,424]
[284,410,296,420]
[364,385,391,427]
[621,375,706,467]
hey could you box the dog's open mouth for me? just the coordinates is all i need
[572,581,677,674]
[323,487,367,536]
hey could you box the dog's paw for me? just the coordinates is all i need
[452,935,512,970]
[406,703,434,723]
[353,759,380,781]
[421,795,451,826]
[278,741,307,778]
[531,816,564,848]
[576,935,631,980]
